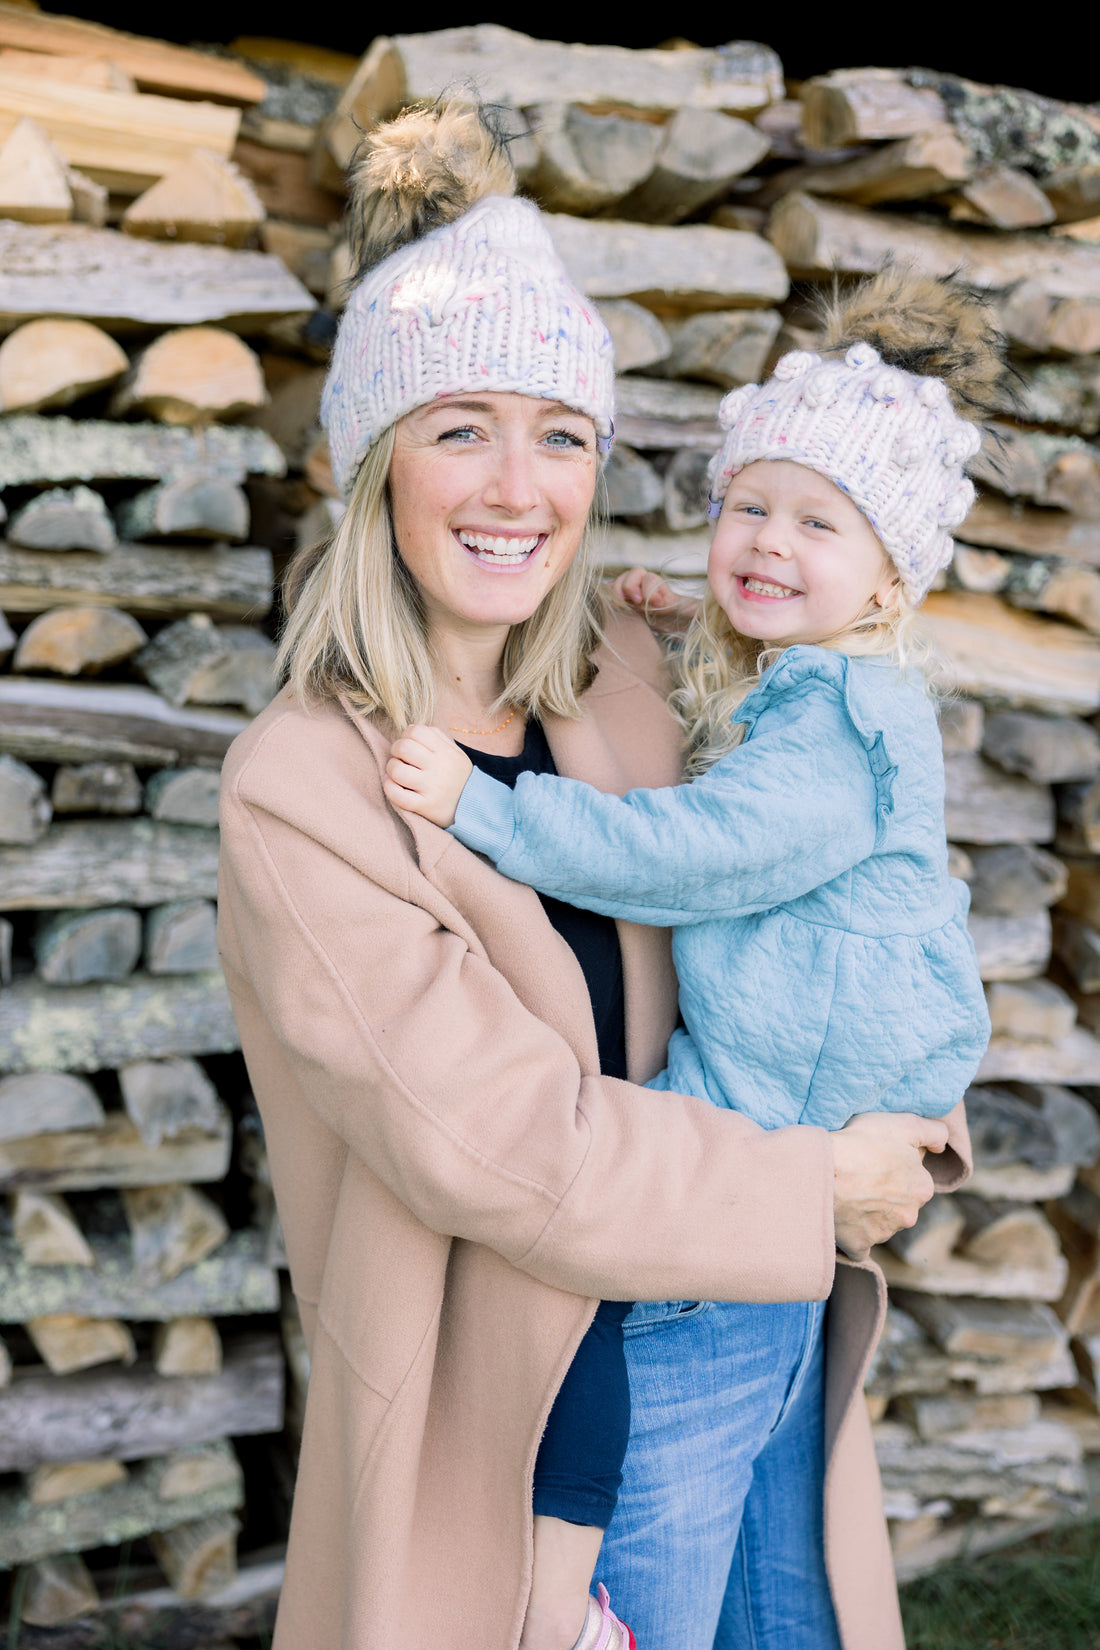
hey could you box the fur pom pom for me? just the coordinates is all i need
[346,101,516,278]
[819,266,1005,417]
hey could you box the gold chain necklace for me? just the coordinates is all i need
[450,705,519,738]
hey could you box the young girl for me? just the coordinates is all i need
[384,269,996,1650]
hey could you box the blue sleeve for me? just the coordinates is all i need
[448,679,880,926]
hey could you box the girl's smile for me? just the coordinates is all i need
[709,459,898,645]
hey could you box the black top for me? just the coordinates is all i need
[458,721,628,1082]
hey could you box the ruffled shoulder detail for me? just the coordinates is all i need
[736,647,900,839]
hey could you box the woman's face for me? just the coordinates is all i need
[388,392,599,637]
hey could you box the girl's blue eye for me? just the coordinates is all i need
[806,517,833,531]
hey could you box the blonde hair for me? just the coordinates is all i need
[277,426,606,728]
[671,579,936,778]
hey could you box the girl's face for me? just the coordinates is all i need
[708,460,898,646]
[388,392,598,640]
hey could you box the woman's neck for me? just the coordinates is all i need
[429,623,528,757]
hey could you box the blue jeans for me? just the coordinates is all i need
[594,1297,842,1650]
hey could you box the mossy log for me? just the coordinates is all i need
[51,761,142,816]
[0,221,313,333]
[0,973,237,1075]
[0,1230,276,1322]
[0,679,246,766]
[118,1058,224,1150]
[0,413,284,487]
[0,541,273,620]
[0,1334,283,1471]
[0,818,218,910]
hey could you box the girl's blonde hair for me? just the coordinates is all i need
[276,425,606,728]
[671,575,936,777]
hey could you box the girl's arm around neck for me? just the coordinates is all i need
[451,681,880,925]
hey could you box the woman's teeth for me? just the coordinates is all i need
[458,531,540,564]
[743,576,798,598]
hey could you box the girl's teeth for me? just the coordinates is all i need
[458,531,539,561]
[744,577,797,598]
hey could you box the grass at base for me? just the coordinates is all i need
[900,1518,1100,1650]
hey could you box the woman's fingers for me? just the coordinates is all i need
[830,1111,942,1259]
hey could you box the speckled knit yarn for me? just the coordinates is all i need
[707,343,985,602]
[322,195,615,501]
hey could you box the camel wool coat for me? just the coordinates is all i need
[217,607,970,1650]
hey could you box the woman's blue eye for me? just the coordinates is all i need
[738,503,765,517]
[439,426,479,442]
[545,428,587,448]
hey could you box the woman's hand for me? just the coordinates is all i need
[830,1112,948,1260]
[384,725,474,828]
[609,567,699,636]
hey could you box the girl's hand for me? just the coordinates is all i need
[384,725,473,828]
[609,567,699,635]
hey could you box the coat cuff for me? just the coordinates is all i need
[448,767,518,862]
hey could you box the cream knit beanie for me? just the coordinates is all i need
[707,270,1005,603]
[322,104,615,501]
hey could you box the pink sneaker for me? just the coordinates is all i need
[572,1584,637,1650]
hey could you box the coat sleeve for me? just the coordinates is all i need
[218,733,838,1308]
[453,678,879,925]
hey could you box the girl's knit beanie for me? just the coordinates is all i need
[707,268,1006,602]
[322,102,615,501]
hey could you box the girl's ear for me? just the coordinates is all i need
[873,569,902,612]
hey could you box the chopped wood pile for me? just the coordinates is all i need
[2,12,1100,1628]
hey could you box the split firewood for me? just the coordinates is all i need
[0,1334,282,1474]
[8,486,117,553]
[548,212,788,312]
[525,104,663,216]
[123,1184,229,1284]
[19,1553,99,1627]
[0,752,51,845]
[948,164,1056,229]
[1042,162,1100,222]
[154,1318,223,1377]
[318,27,783,176]
[0,679,247,768]
[0,72,242,195]
[768,191,1100,295]
[994,359,1100,439]
[601,445,664,519]
[0,1072,105,1143]
[26,1459,127,1505]
[985,978,1076,1042]
[52,761,142,816]
[998,280,1100,357]
[950,545,1009,595]
[1053,911,1100,990]
[33,907,142,985]
[1056,778,1100,856]
[799,69,951,149]
[657,309,781,389]
[1055,216,1100,242]
[613,108,770,224]
[760,126,972,208]
[0,220,314,333]
[982,711,1100,785]
[0,1109,229,1195]
[975,425,1100,517]
[662,448,712,532]
[0,116,72,222]
[0,973,238,1077]
[1059,859,1100,929]
[118,475,250,544]
[956,1195,1064,1271]
[119,1058,224,1150]
[0,8,266,104]
[597,299,670,374]
[944,752,1054,845]
[12,1191,95,1268]
[145,900,219,975]
[614,375,723,440]
[0,413,285,488]
[902,1390,1041,1440]
[979,1022,1100,1084]
[233,136,343,227]
[959,496,1100,567]
[112,327,267,426]
[917,592,1100,717]
[885,1196,965,1269]
[13,606,146,676]
[155,1439,239,1499]
[260,221,337,296]
[0,1229,274,1322]
[122,149,266,247]
[939,699,984,753]
[0,542,273,622]
[968,911,1052,982]
[151,1509,240,1599]
[602,523,710,577]
[144,768,221,828]
[0,48,133,91]
[27,1313,136,1376]
[877,1240,1066,1301]
[0,917,10,987]
[135,615,277,715]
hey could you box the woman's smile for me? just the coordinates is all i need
[455,528,547,567]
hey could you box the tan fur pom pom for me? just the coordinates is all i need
[346,101,516,278]
[819,266,1005,417]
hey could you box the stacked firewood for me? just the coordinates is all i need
[3,12,1100,1627]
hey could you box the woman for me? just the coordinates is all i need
[217,104,969,1650]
